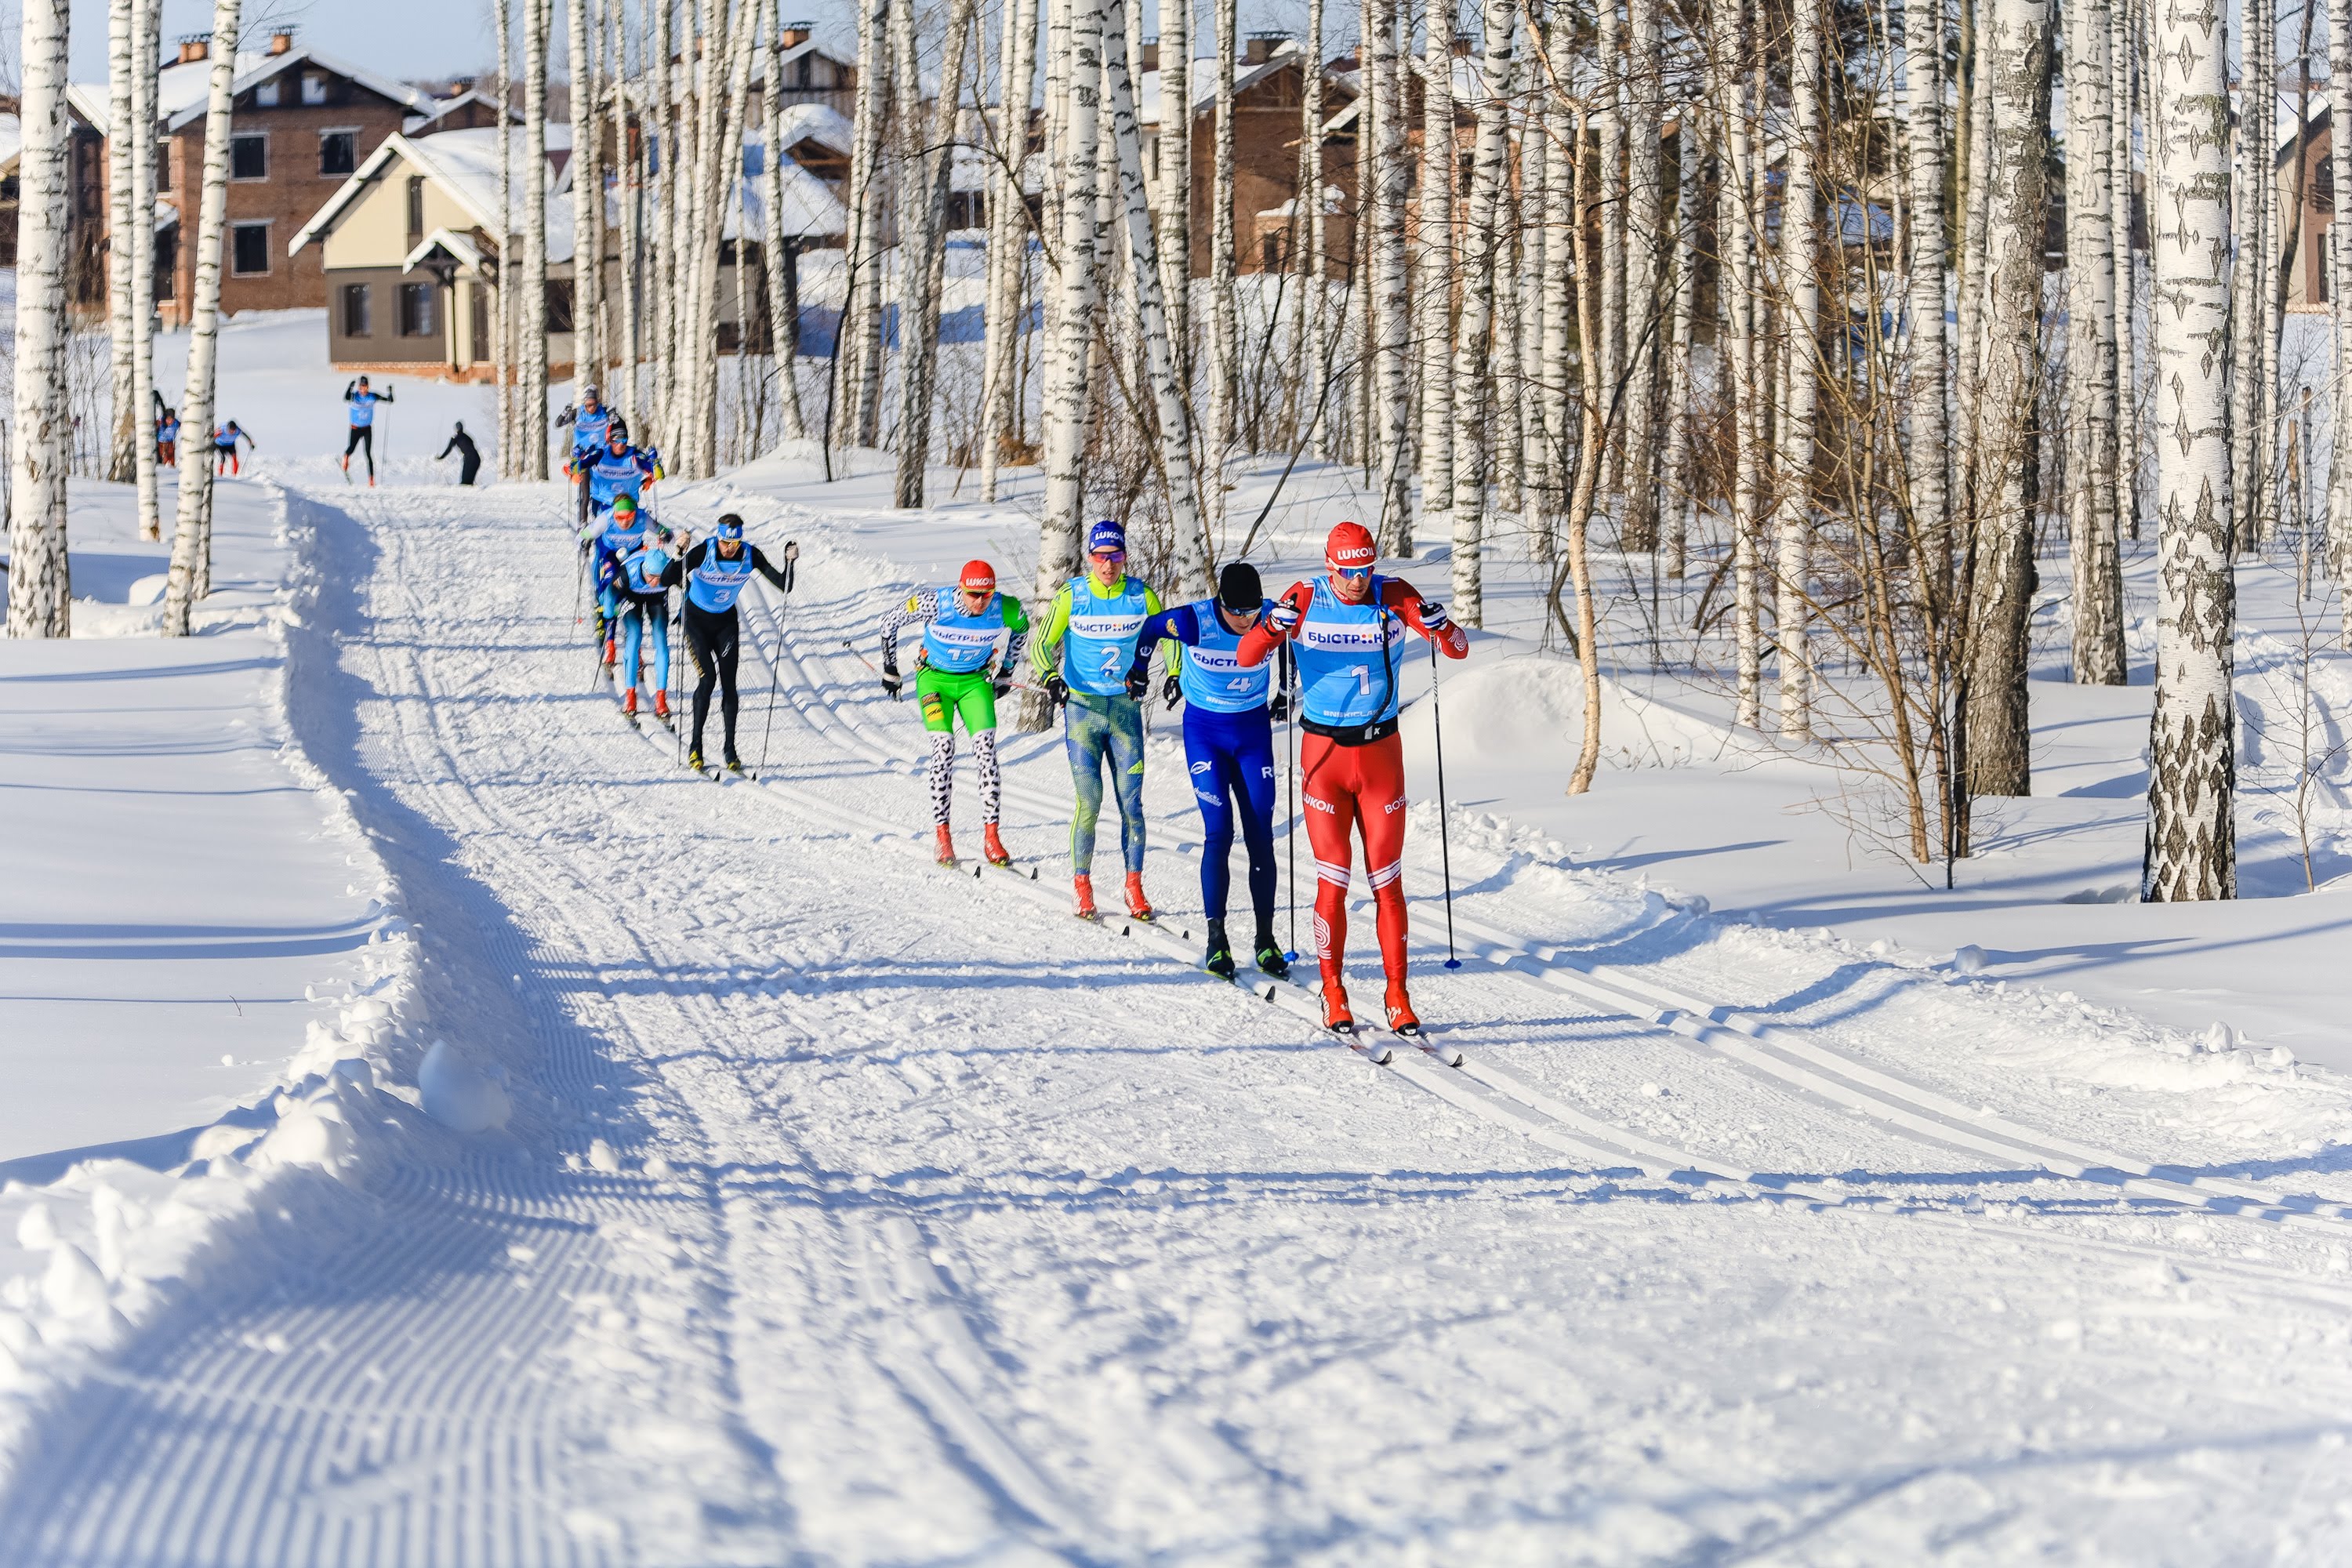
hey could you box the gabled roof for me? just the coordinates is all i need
[405,86,523,134]
[773,102,853,156]
[289,125,576,263]
[158,45,438,133]
[64,83,111,136]
[405,227,488,273]
[1138,41,1322,128]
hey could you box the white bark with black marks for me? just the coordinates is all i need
[162,0,242,637]
[131,0,162,540]
[894,0,980,506]
[1775,0,1820,739]
[2067,0,2124,683]
[9,0,72,637]
[521,0,551,480]
[1448,0,1513,625]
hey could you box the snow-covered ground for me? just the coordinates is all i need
[2,311,2352,1560]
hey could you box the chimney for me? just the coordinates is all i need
[779,19,814,46]
[1245,30,1287,64]
[176,34,209,64]
[267,29,296,55]
[451,75,477,95]
[1139,35,1159,72]
[1451,31,1473,55]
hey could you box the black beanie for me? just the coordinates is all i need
[1218,561,1262,613]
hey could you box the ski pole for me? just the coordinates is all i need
[673,601,688,766]
[1285,643,1298,964]
[758,612,784,775]
[1428,638,1460,970]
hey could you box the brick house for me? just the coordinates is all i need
[2278,102,2332,312]
[0,88,117,315]
[151,31,439,325]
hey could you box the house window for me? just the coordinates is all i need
[406,176,426,241]
[256,79,280,107]
[397,281,436,337]
[302,73,328,106]
[2322,234,2335,306]
[341,282,372,337]
[743,144,764,177]
[230,132,267,180]
[320,129,357,177]
[155,228,178,298]
[230,221,270,275]
[544,279,575,333]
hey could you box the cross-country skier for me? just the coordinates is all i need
[572,418,659,527]
[1236,521,1468,1034]
[1129,561,1290,981]
[609,535,674,720]
[559,384,612,458]
[342,377,393,485]
[1029,519,1165,921]
[880,560,1029,869]
[666,514,797,773]
[581,492,672,660]
[156,406,179,466]
[437,422,481,486]
[212,419,254,477]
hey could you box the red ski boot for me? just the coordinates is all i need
[982,823,1011,867]
[1384,982,1422,1037]
[622,687,639,716]
[653,689,670,720]
[1123,873,1155,921]
[1072,873,1098,920]
[934,826,958,866]
[1319,969,1356,1034]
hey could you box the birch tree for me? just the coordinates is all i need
[1296,0,1325,448]
[131,0,161,539]
[2141,0,2234,899]
[1661,109,1699,579]
[1619,0,1664,549]
[1416,1,1455,532]
[105,0,136,483]
[1904,0,1947,582]
[1720,0,1763,724]
[1776,0,1821,738]
[1961,0,2049,796]
[1447,0,1512,626]
[840,0,892,448]
[978,0,1040,500]
[8,0,71,637]
[162,0,241,638]
[2331,0,2352,632]
[1208,0,1240,477]
[567,0,601,389]
[2067,0,2124,683]
[895,0,982,506]
[520,0,552,481]
[495,0,516,474]
[1160,0,1192,382]
[761,6,805,443]
[1367,0,1413,552]
[2111,0,2136,538]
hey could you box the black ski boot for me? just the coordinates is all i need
[723,746,744,775]
[688,746,706,771]
[1203,920,1236,980]
[1254,927,1291,981]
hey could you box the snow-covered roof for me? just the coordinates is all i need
[1138,40,1318,127]
[406,86,522,133]
[290,126,576,263]
[774,102,853,156]
[405,227,488,274]
[0,114,20,170]
[157,45,437,132]
[64,83,111,136]
[735,158,849,239]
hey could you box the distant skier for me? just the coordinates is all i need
[155,405,179,466]
[1029,519,1164,921]
[664,514,797,774]
[880,559,1029,868]
[608,534,673,720]
[342,376,393,485]
[572,418,660,528]
[1237,521,1468,1035]
[558,385,612,524]
[437,422,481,486]
[580,492,672,660]
[212,419,254,477]
[1130,561,1290,981]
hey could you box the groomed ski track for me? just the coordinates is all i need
[4,477,2352,1565]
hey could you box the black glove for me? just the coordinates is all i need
[1123,666,1149,701]
[1044,673,1069,706]
[1269,691,1290,722]
[880,662,902,699]
[992,675,1012,699]
[1162,673,1182,710]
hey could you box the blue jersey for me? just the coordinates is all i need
[1058,575,1156,696]
[920,586,1018,673]
[571,405,613,452]
[584,445,657,509]
[619,543,672,597]
[346,390,387,427]
[586,508,658,559]
[686,543,757,612]
[1292,575,1406,728]
[1144,600,1272,713]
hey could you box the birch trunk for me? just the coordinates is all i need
[2111,0,2136,539]
[2142,0,2233,898]
[131,0,161,539]
[495,0,516,473]
[1493,154,1523,514]
[567,0,601,388]
[105,0,136,483]
[1538,35,1574,558]
[1033,0,1102,710]
[1594,0,1623,502]
[2225,0,2263,549]
[979,0,1040,499]
[690,0,760,474]
[1208,0,1239,473]
[1298,0,1325,448]
[1661,113,1697,580]
[1722,0,1762,725]
[1447,0,1512,626]
[1960,0,2048,797]
[8,0,71,637]
[1368,0,1414,553]
[894,0,980,505]
[1776,0,1820,739]
[1619,0,1664,549]
[2067,0,2125,683]
[162,0,241,637]
[2332,0,2352,630]
[1519,82,1551,517]
[521,0,551,480]
[1160,0,1191,383]
[1565,102,1605,793]
[2245,0,2278,545]
[1905,0,1947,583]
[648,0,677,441]
[1415,9,1454,526]
[762,6,805,442]
[1103,0,1210,593]
[842,0,891,448]
[617,4,642,428]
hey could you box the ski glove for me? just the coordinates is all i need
[1162,673,1183,711]
[992,674,1013,699]
[1269,691,1291,722]
[880,662,902,699]
[1417,600,1451,634]
[1044,673,1069,706]
[1268,596,1305,633]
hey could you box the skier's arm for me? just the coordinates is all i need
[1378,579,1468,658]
[381,387,394,402]
[995,597,1031,687]
[879,590,938,670]
[1125,604,1196,692]
[746,543,795,593]
[1236,581,1311,667]
[437,436,458,459]
[343,380,355,402]
[1027,585,1074,680]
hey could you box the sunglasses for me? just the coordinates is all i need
[1091,550,1126,562]
[1333,564,1371,580]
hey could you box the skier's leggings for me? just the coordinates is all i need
[615,596,670,695]
[927,731,1001,825]
[1182,704,1276,928]
[1300,731,1410,985]
[344,425,373,478]
[684,601,742,752]
[1063,691,1146,876]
